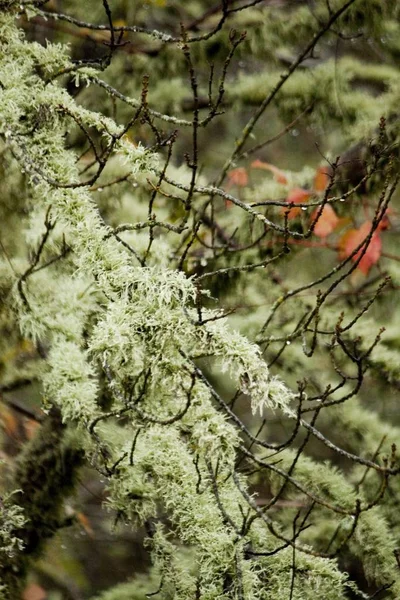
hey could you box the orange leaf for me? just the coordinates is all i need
[313,166,332,192]
[22,583,46,600]
[251,159,288,184]
[227,167,248,187]
[23,418,40,440]
[334,216,352,231]
[283,188,312,219]
[76,511,95,537]
[338,221,382,275]
[0,404,19,438]
[311,204,339,238]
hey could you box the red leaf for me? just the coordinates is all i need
[251,159,288,184]
[227,167,248,187]
[283,187,312,219]
[338,221,382,275]
[313,166,332,192]
[311,204,339,238]
[377,209,391,231]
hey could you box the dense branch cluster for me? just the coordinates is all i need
[0,1,400,598]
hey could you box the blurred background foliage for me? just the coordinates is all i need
[1,0,400,598]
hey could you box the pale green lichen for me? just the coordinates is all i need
[0,493,26,559]
[0,2,399,598]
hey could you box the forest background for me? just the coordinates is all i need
[0,0,400,599]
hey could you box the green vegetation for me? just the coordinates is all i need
[0,1,399,598]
